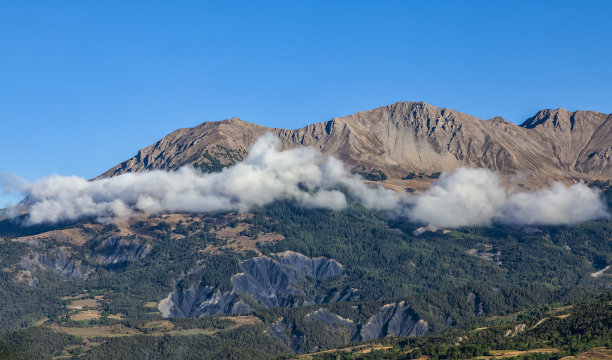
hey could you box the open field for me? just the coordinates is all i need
[223,315,261,328]
[15,228,90,246]
[357,344,393,354]
[206,221,284,255]
[70,310,101,321]
[47,315,260,340]
[67,298,100,309]
[50,324,141,338]
[474,348,559,359]
[298,344,394,358]
[167,329,216,336]
[143,320,175,331]
[561,347,612,360]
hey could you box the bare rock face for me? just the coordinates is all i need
[356,301,428,341]
[520,109,611,176]
[159,251,350,318]
[232,251,346,308]
[157,285,250,318]
[574,115,612,176]
[306,309,356,342]
[266,319,306,353]
[267,309,357,353]
[33,247,92,279]
[266,304,428,353]
[94,236,151,271]
[99,102,612,180]
[99,118,269,177]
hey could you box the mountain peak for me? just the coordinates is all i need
[99,102,612,180]
[221,117,248,124]
[520,108,608,130]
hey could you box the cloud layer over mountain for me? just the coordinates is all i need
[407,167,609,227]
[1,134,608,227]
[2,134,398,225]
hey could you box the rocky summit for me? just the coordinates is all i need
[99,101,612,181]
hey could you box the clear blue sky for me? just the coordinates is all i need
[1,1,611,207]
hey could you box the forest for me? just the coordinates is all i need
[0,197,610,359]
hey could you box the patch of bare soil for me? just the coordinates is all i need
[205,222,284,255]
[474,348,559,359]
[15,228,90,246]
[561,348,612,360]
[221,315,261,328]
[67,298,100,309]
[70,310,101,321]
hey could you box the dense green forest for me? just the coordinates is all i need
[307,292,612,360]
[0,291,609,359]
[0,198,610,359]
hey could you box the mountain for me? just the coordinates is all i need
[2,101,611,359]
[99,102,612,180]
[1,196,611,358]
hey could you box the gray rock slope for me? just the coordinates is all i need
[158,285,250,318]
[94,236,151,271]
[35,247,89,279]
[159,251,351,318]
[307,309,356,343]
[355,301,429,341]
[232,251,347,307]
[15,233,152,282]
[266,303,428,353]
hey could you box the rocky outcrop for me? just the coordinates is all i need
[356,301,429,341]
[306,309,356,342]
[272,251,344,280]
[157,284,250,318]
[160,251,350,318]
[232,251,347,308]
[99,102,612,181]
[266,310,356,353]
[521,109,611,175]
[266,304,428,353]
[266,319,306,353]
[35,247,91,279]
[99,118,268,177]
[94,236,151,271]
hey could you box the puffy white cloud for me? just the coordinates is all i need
[407,167,507,227]
[405,167,609,227]
[1,135,608,227]
[499,181,609,225]
[3,134,397,224]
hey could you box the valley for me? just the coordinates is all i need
[0,197,611,359]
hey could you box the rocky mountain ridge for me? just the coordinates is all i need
[99,101,612,181]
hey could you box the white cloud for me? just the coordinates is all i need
[3,134,397,224]
[499,181,609,225]
[1,135,608,227]
[407,167,507,227]
[405,167,609,227]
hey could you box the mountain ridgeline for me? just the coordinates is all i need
[99,102,612,180]
[1,101,612,359]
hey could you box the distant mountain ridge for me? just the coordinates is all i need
[99,102,612,180]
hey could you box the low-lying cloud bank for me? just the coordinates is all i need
[2,134,397,225]
[407,167,609,227]
[1,134,609,227]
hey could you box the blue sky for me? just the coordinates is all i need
[1,1,611,207]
